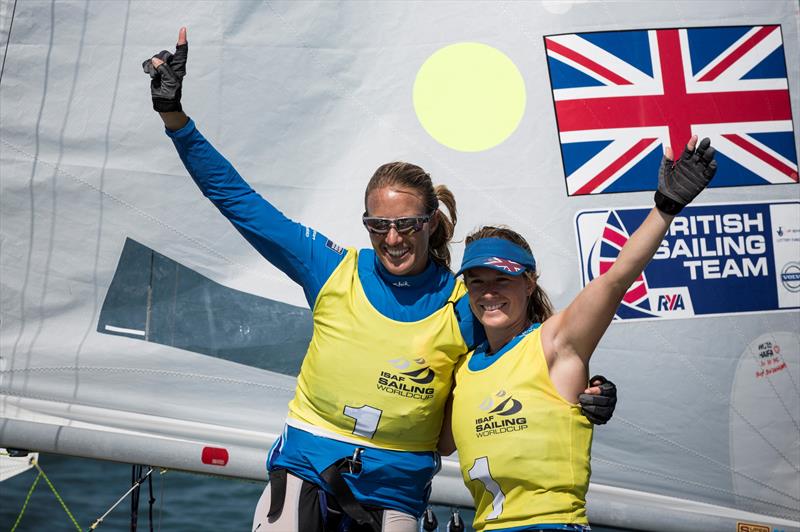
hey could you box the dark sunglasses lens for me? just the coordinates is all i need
[364,219,391,233]
[364,216,428,234]
[394,218,421,232]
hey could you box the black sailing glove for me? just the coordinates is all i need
[142,43,187,112]
[654,137,717,215]
[579,375,617,425]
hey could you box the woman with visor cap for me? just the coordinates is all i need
[438,135,717,531]
[143,28,617,532]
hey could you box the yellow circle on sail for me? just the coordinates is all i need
[413,42,526,152]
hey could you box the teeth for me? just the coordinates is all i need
[386,247,409,258]
[483,303,504,311]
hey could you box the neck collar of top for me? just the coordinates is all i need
[374,252,437,289]
[456,238,536,277]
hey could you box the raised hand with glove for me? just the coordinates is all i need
[655,136,717,215]
[143,27,189,131]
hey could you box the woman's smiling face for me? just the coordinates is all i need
[465,267,533,349]
[365,186,436,277]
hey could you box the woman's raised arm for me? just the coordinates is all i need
[545,135,717,366]
[142,27,345,307]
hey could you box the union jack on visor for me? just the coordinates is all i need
[456,238,536,277]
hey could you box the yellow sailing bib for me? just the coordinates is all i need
[287,249,468,451]
[452,326,592,530]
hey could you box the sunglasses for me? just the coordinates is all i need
[362,213,433,234]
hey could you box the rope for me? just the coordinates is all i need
[90,467,154,530]
[33,460,83,531]
[9,471,41,532]
[6,452,83,532]
[0,0,19,85]
[156,469,166,531]
[129,463,155,532]
[147,468,155,532]
[131,465,141,531]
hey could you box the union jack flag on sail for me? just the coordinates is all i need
[544,25,798,196]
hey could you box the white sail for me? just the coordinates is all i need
[1,1,798,530]
[0,449,38,482]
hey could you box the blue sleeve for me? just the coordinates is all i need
[165,119,345,306]
[454,294,486,350]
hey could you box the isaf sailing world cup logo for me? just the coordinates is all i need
[474,389,527,438]
[375,357,435,400]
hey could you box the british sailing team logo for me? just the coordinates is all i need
[587,210,657,319]
[474,389,527,438]
[376,357,435,400]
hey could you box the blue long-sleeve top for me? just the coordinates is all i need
[166,119,481,343]
[166,119,485,515]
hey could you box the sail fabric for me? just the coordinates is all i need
[1,1,799,530]
[0,450,38,482]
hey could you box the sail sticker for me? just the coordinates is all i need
[103,325,145,337]
[544,25,797,196]
[575,201,800,321]
[731,332,799,511]
[752,338,788,379]
[414,42,526,152]
[201,447,229,467]
[735,522,770,532]
[97,238,311,375]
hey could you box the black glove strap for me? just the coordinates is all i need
[152,97,182,113]
[654,190,684,215]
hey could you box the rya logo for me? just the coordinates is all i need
[657,293,685,311]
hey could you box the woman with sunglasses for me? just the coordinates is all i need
[438,136,717,531]
[144,28,616,532]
